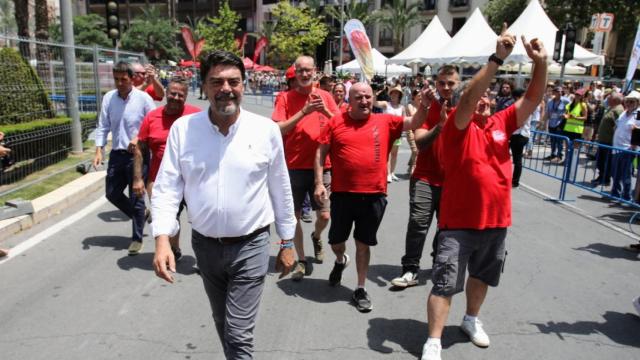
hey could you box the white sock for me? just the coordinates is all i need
[357,285,365,290]
[426,337,441,346]
[464,314,478,322]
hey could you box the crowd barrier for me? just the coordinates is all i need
[523,130,640,208]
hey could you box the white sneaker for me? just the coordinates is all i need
[390,271,418,288]
[460,317,490,347]
[387,174,393,183]
[633,296,640,316]
[391,173,399,181]
[421,341,442,360]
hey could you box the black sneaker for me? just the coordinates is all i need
[171,246,182,262]
[328,254,350,286]
[352,288,373,312]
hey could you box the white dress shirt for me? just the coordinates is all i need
[612,110,640,150]
[151,108,296,240]
[94,88,156,149]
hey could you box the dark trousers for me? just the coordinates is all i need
[401,179,441,273]
[595,144,613,184]
[549,126,563,158]
[611,151,634,201]
[192,229,270,360]
[105,150,146,241]
[509,134,529,187]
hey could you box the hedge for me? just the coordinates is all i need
[0,47,55,125]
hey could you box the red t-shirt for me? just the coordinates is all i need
[337,102,349,113]
[319,112,404,194]
[411,101,454,186]
[138,104,201,182]
[438,104,518,230]
[145,84,163,101]
[271,88,339,169]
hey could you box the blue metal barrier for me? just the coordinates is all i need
[523,131,640,208]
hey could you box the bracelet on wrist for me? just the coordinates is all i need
[488,53,504,66]
[279,240,294,249]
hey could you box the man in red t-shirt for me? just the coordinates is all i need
[131,77,201,261]
[421,27,548,360]
[314,82,428,312]
[132,62,165,101]
[271,55,339,281]
[390,65,460,289]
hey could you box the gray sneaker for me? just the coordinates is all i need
[291,260,307,281]
[352,288,372,312]
[390,271,418,288]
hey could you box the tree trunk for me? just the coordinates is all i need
[13,0,29,57]
[35,0,53,118]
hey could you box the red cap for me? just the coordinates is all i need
[285,65,296,80]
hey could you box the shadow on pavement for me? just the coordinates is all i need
[531,311,640,347]
[82,235,130,251]
[367,264,431,289]
[574,243,640,261]
[97,210,129,222]
[117,252,198,275]
[367,318,469,355]
[275,277,353,304]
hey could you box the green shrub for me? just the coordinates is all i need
[0,47,55,125]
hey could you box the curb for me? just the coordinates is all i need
[0,170,106,243]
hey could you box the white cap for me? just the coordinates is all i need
[624,91,640,101]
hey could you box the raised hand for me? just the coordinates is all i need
[420,80,436,109]
[496,23,516,60]
[522,35,548,64]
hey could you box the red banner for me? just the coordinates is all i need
[181,27,197,60]
[252,36,268,64]
[194,38,205,60]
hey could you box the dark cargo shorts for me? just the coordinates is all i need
[289,169,331,213]
[430,228,507,297]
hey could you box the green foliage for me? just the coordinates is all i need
[483,0,529,33]
[0,0,16,34]
[371,0,424,53]
[120,6,182,61]
[197,1,242,58]
[544,0,640,42]
[324,0,373,27]
[268,1,329,67]
[0,48,54,125]
[49,14,112,48]
[0,114,95,135]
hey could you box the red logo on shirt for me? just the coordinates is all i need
[373,126,380,163]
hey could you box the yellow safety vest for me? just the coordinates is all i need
[563,102,586,134]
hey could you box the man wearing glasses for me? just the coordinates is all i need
[272,55,339,280]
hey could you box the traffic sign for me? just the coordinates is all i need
[590,13,615,33]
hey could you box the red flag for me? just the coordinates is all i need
[181,27,196,60]
[194,38,205,60]
[252,36,268,64]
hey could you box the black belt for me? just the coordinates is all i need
[111,149,130,154]
[205,225,270,245]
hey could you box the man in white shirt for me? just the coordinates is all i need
[610,91,640,201]
[151,50,296,360]
[93,62,156,255]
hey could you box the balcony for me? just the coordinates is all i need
[420,0,437,14]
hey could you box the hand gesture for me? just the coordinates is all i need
[438,100,449,127]
[522,36,547,64]
[475,97,491,118]
[275,247,295,279]
[420,80,436,109]
[303,92,325,115]
[144,64,156,81]
[496,23,516,61]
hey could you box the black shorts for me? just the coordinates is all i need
[328,192,387,246]
[289,169,331,213]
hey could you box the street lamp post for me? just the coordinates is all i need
[338,0,344,67]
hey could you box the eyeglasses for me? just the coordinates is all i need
[295,68,314,74]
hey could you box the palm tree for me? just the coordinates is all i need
[12,0,29,56]
[371,0,423,53]
[324,0,373,27]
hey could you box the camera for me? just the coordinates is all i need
[370,75,386,92]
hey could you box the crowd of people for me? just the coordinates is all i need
[84,22,640,359]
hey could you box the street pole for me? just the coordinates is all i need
[338,0,344,67]
[59,0,82,154]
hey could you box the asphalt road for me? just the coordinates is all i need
[1,93,639,359]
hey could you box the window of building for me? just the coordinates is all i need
[379,27,393,47]
[451,17,466,36]
[423,0,437,11]
[449,0,469,7]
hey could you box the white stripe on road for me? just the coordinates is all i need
[0,196,108,265]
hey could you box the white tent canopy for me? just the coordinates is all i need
[501,62,586,75]
[429,8,497,65]
[386,16,452,66]
[336,48,412,77]
[484,0,604,66]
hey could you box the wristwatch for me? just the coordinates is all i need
[488,53,504,66]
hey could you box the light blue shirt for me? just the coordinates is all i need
[94,88,156,149]
[545,96,570,128]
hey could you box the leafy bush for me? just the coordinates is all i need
[0,47,55,125]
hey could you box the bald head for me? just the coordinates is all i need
[348,82,373,120]
[294,56,315,90]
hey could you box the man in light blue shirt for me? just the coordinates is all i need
[93,61,156,255]
[542,86,570,161]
